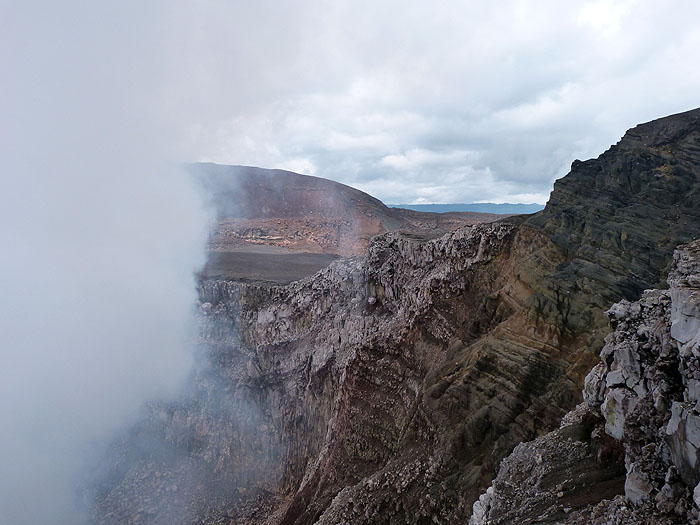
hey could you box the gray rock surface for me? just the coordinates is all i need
[472,240,700,524]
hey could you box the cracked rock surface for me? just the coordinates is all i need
[472,240,700,524]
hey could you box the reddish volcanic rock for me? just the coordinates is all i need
[194,164,503,258]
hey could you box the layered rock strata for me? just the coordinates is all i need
[94,108,700,523]
[472,240,700,524]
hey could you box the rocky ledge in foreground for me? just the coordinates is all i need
[472,240,700,524]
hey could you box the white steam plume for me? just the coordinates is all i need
[0,2,210,523]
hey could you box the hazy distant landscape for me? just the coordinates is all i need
[388,202,545,214]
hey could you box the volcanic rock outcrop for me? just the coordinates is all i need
[94,108,700,523]
[471,239,700,524]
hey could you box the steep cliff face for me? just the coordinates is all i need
[94,108,700,524]
[471,240,700,524]
[199,222,527,523]
[525,108,700,346]
[96,221,532,523]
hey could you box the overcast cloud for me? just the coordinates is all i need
[183,0,700,204]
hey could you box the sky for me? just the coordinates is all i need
[179,0,700,204]
[0,1,699,522]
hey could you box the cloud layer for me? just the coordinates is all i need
[186,1,700,204]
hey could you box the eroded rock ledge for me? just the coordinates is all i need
[472,240,700,524]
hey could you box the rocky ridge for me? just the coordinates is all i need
[94,108,700,523]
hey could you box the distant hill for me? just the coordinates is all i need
[190,163,505,261]
[388,203,545,214]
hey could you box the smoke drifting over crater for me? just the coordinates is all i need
[0,3,211,523]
